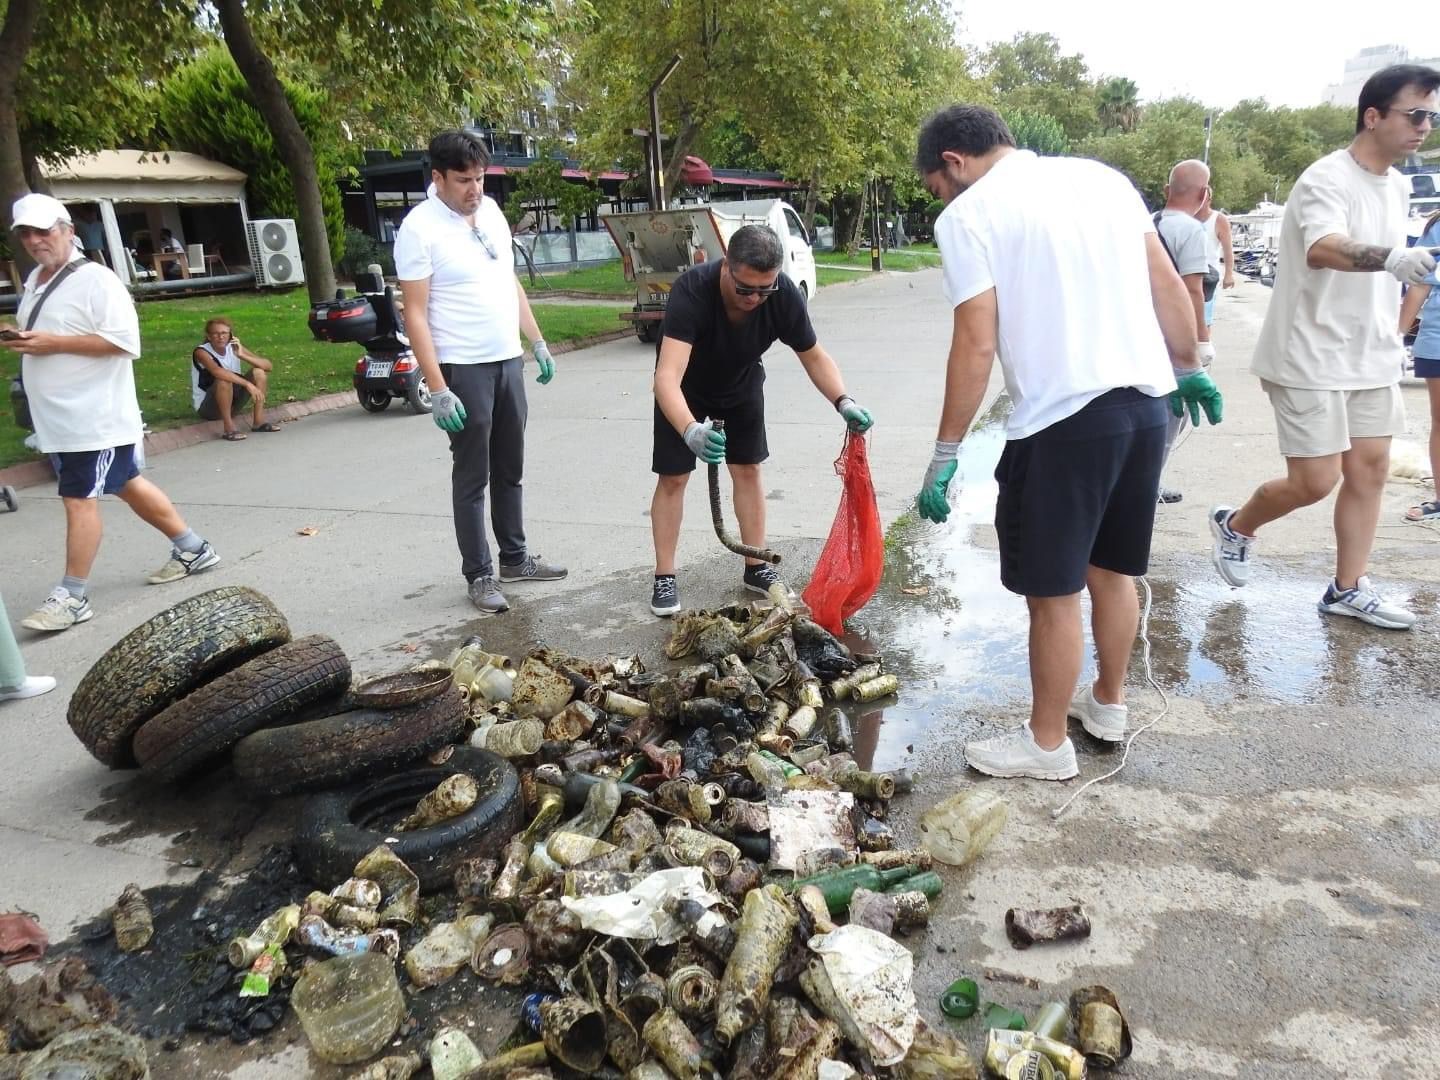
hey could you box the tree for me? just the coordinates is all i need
[1002,110,1068,155]
[1079,98,1273,212]
[1096,76,1140,134]
[978,32,1098,143]
[208,0,577,303]
[504,141,602,231]
[0,0,197,251]
[154,45,352,263]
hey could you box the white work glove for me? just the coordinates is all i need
[1384,246,1438,286]
[1196,342,1216,369]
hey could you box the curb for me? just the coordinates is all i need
[0,330,638,491]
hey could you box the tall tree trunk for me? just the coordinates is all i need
[662,117,700,203]
[801,170,820,235]
[0,0,44,273]
[215,0,335,302]
[830,190,862,255]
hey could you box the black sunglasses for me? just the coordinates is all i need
[1388,107,1440,128]
[470,225,498,259]
[727,264,779,297]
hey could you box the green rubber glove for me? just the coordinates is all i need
[431,388,467,433]
[1169,368,1224,427]
[917,441,960,523]
[683,420,727,464]
[835,394,874,433]
[532,340,555,385]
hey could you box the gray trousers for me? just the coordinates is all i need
[442,358,528,581]
[1,591,27,691]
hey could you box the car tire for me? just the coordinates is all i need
[405,377,433,414]
[133,635,351,783]
[294,747,522,892]
[359,390,391,413]
[68,586,291,768]
[231,684,466,796]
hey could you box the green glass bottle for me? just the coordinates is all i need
[791,864,918,914]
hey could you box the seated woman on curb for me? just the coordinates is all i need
[192,317,280,440]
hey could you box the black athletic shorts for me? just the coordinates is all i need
[652,386,768,475]
[995,387,1167,597]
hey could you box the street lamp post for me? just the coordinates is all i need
[647,55,682,212]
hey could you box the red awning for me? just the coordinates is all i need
[717,176,794,189]
[681,155,715,186]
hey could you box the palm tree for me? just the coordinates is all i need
[1097,77,1141,134]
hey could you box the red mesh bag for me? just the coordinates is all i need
[802,432,883,635]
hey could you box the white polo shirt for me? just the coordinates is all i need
[934,150,1175,440]
[393,192,521,364]
[17,260,144,454]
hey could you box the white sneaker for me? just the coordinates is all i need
[1318,576,1416,630]
[21,588,93,632]
[0,675,57,701]
[1208,505,1255,586]
[1067,684,1127,742]
[965,727,1079,781]
[147,541,221,584]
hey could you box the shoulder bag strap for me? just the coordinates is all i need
[21,258,88,331]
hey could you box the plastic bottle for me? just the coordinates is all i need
[557,776,621,838]
[291,952,406,1064]
[917,787,1009,867]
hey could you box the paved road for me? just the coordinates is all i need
[3,271,1438,1077]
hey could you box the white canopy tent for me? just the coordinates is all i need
[40,150,251,286]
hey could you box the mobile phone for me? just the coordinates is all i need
[0,328,22,341]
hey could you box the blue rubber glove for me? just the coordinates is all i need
[835,395,874,433]
[683,420,727,464]
[917,441,960,523]
[1169,368,1224,427]
[432,388,467,433]
[533,340,555,385]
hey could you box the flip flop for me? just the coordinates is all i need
[1403,500,1440,522]
[222,430,247,441]
[252,422,281,433]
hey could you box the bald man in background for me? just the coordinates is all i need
[1152,159,1217,502]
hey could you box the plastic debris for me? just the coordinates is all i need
[352,846,419,928]
[395,773,478,831]
[429,1027,485,1080]
[918,787,1009,867]
[111,884,153,954]
[403,914,493,987]
[291,953,405,1064]
[766,790,857,871]
[0,912,48,966]
[561,867,721,944]
[806,924,917,1066]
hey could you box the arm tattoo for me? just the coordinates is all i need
[1338,239,1389,271]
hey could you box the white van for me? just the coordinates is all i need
[602,198,817,343]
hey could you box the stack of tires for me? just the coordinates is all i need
[66,586,518,891]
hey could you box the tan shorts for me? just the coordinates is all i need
[1261,381,1406,458]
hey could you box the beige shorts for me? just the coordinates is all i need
[1261,381,1406,458]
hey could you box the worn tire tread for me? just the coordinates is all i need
[133,635,351,783]
[67,587,291,767]
[231,685,466,796]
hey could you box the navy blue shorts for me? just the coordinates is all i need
[1414,354,1440,378]
[51,445,140,499]
[995,389,1168,597]
[653,388,768,475]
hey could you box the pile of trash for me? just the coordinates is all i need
[26,582,1133,1077]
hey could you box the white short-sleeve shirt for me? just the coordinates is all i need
[934,150,1174,440]
[393,193,521,365]
[1250,149,1408,390]
[17,260,144,453]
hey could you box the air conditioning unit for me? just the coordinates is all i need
[246,218,305,288]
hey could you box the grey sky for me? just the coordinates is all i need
[955,0,1440,108]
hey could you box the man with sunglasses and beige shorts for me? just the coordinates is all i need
[1209,64,1440,629]
[648,224,872,616]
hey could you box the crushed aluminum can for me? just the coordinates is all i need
[1005,1050,1057,1080]
[296,915,401,960]
[1070,984,1132,1067]
[1005,904,1092,950]
[330,878,383,910]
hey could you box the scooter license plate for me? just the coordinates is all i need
[366,361,393,378]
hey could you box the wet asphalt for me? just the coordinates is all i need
[2,270,1438,1077]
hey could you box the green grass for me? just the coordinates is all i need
[0,291,623,470]
[815,245,942,271]
[521,261,633,296]
[817,267,860,287]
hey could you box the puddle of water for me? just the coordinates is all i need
[846,396,1440,767]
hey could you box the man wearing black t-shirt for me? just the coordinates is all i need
[649,224,872,616]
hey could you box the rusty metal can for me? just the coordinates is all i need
[666,964,719,1020]
[834,766,896,801]
[112,883,154,954]
[782,705,820,742]
[788,742,830,767]
[753,730,794,756]
[828,663,882,701]
[1070,984,1132,1067]
[853,673,900,702]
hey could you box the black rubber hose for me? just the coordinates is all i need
[708,419,780,564]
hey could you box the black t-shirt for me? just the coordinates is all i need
[659,260,817,406]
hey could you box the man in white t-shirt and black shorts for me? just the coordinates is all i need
[2,194,220,633]
[1208,64,1440,630]
[396,130,566,614]
[914,106,1224,781]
